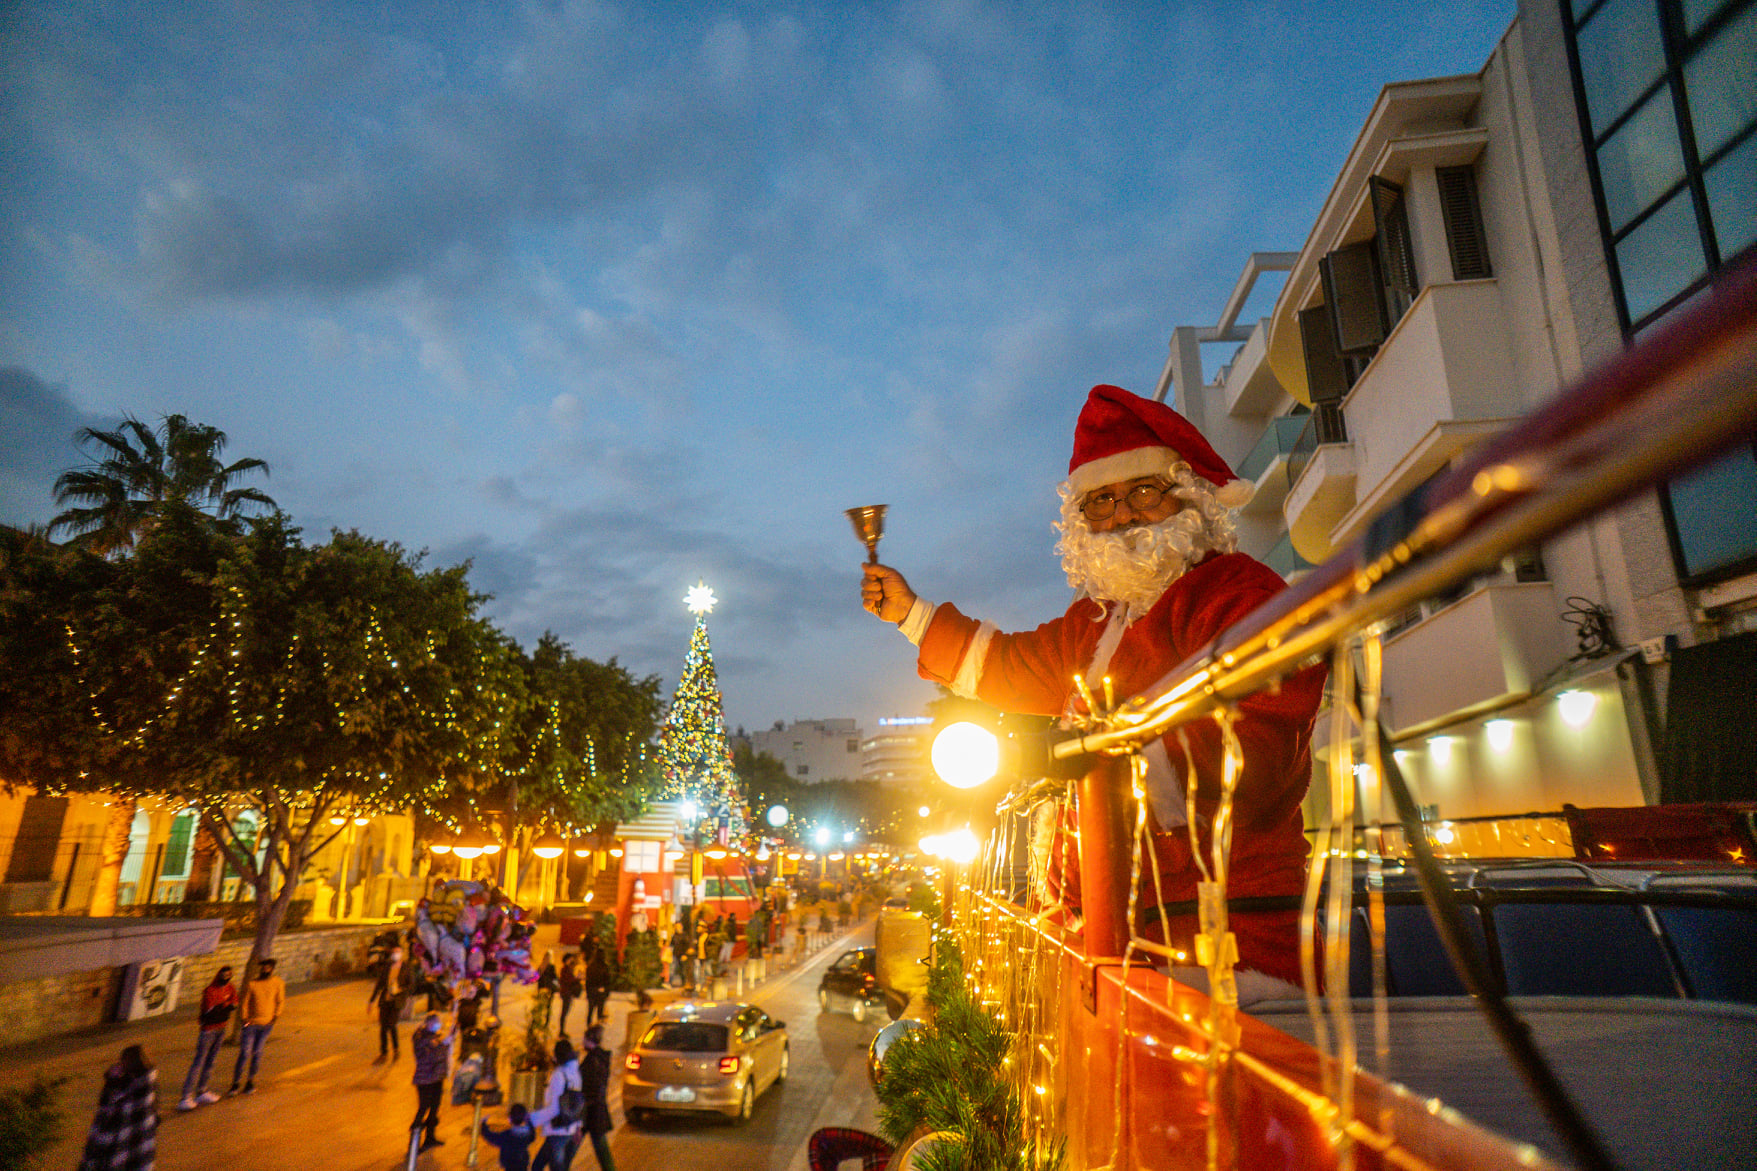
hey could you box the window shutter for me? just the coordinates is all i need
[1438,165,1493,279]
[3,796,68,883]
[1298,304,1351,403]
[1320,240,1387,355]
[1370,175,1418,322]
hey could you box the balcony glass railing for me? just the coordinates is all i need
[1284,401,1348,493]
[1235,414,1309,484]
[1263,532,1315,577]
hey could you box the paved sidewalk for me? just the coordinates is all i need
[2,921,875,1170]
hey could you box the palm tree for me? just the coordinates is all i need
[49,414,276,555]
[46,414,273,914]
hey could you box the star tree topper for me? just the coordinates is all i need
[685,582,717,615]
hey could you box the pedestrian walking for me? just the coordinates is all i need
[176,966,236,1110]
[78,1044,158,1171]
[410,1011,453,1152]
[229,957,284,1094]
[557,952,582,1035]
[583,946,611,1028]
[667,925,687,987]
[479,1102,537,1171]
[369,946,411,1063]
[577,1025,616,1171]
[529,1037,583,1171]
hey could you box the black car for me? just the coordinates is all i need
[817,947,881,1022]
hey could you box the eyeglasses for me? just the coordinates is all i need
[1080,480,1173,522]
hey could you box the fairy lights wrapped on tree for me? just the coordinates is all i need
[655,583,748,842]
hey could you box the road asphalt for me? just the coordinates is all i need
[3,920,883,1170]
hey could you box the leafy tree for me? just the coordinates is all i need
[50,413,274,556]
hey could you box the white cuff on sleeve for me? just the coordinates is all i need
[897,597,936,645]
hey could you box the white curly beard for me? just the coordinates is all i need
[1055,465,1237,619]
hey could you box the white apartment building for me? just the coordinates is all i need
[860,716,936,788]
[1164,0,1756,839]
[742,718,865,784]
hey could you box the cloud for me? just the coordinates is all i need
[0,367,119,528]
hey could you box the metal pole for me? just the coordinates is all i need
[466,1097,485,1167]
[1077,755,1132,961]
[404,1124,422,1171]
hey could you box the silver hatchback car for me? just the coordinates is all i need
[621,1000,789,1125]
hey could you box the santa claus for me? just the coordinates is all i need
[861,384,1326,994]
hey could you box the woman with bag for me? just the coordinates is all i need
[529,1037,583,1171]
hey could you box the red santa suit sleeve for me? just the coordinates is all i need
[914,552,1327,984]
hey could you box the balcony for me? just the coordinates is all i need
[1330,279,1524,548]
[1235,414,1308,515]
[1283,403,1355,563]
[1381,580,1567,735]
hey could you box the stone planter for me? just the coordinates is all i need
[507,1068,549,1111]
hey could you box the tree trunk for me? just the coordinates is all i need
[185,824,222,902]
[87,797,136,916]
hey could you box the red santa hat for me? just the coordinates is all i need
[1066,384,1253,508]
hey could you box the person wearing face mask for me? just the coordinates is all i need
[410,1011,454,1152]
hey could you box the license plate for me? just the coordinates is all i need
[656,1086,696,1103]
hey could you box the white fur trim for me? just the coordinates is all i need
[898,597,936,645]
[1215,478,1253,508]
[1067,447,1176,494]
[950,622,998,699]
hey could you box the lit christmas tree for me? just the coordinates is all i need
[656,583,748,842]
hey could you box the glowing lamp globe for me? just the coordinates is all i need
[767,804,789,828]
[943,827,980,865]
[931,722,1000,789]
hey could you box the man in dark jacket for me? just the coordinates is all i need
[577,1025,616,1171]
[583,948,611,1028]
[411,1011,453,1152]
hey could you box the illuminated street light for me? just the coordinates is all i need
[531,832,565,860]
[931,722,1000,789]
[814,827,831,848]
[942,827,980,865]
[767,804,789,828]
[429,841,453,855]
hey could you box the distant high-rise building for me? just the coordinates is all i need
[861,716,935,788]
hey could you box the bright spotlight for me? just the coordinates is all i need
[1485,719,1514,751]
[1557,689,1596,727]
[931,722,1000,789]
[681,801,698,821]
[813,827,831,848]
[943,828,980,865]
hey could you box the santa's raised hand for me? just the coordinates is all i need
[861,562,917,624]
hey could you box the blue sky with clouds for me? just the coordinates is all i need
[0,1,1514,736]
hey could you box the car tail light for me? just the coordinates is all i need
[625,1054,641,1072]
[718,1056,741,1076]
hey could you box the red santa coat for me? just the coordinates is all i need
[914,551,1326,984]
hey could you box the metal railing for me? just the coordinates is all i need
[1283,401,1347,493]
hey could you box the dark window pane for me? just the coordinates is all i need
[1617,187,1707,321]
[1577,0,1668,135]
[1668,445,1757,578]
[1704,130,1757,257]
[1685,4,1757,159]
[1597,89,1688,232]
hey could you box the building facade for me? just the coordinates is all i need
[741,718,865,784]
[1165,0,1754,845]
[860,716,935,788]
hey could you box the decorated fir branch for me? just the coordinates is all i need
[875,933,1065,1171]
